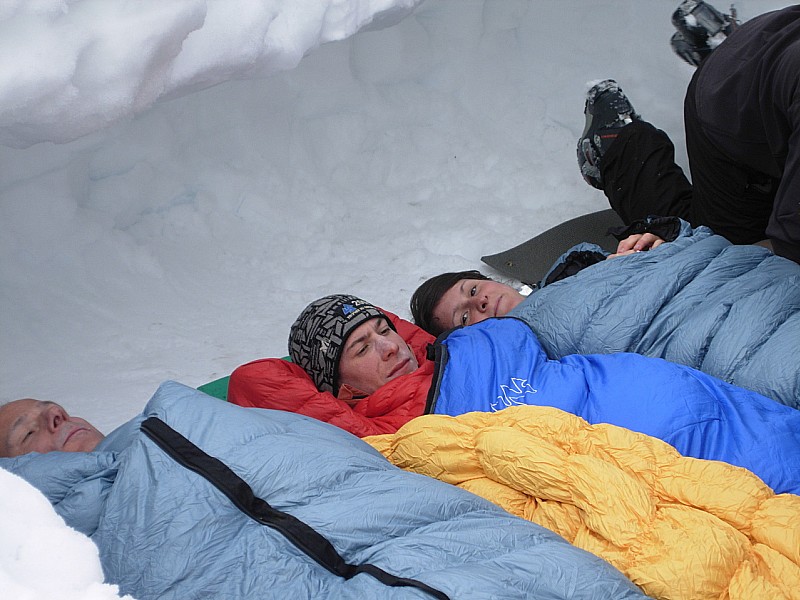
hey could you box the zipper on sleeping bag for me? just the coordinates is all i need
[424,330,454,415]
[140,416,450,600]
[424,317,535,415]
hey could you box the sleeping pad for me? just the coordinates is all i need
[0,381,645,600]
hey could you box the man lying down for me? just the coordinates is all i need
[229,295,800,496]
[0,382,645,600]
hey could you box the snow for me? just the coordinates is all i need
[0,468,134,599]
[0,0,786,597]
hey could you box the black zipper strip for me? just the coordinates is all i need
[140,416,450,600]
[424,333,452,415]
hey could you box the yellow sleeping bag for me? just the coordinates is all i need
[365,406,800,600]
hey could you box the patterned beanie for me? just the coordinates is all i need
[288,294,394,395]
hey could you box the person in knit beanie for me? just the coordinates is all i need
[289,294,418,400]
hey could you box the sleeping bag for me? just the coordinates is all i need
[229,306,800,493]
[512,220,800,408]
[428,317,800,495]
[0,381,645,600]
[229,308,435,437]
[367,406,800,600]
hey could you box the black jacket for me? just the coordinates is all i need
[692,5,800,262]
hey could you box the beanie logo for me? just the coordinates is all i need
[341,303,357,316]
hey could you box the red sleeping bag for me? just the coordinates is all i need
[228,309,435,437]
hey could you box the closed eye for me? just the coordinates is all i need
[17,430,34,448]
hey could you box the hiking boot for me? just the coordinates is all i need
[670,30,711,67]
[577,79,639,189]
[671,0,739,66]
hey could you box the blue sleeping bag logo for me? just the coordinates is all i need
[493,378,537,412]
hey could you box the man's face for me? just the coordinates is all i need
[337,317,419,396]
[433,279,525,331]
[0,399,105,458]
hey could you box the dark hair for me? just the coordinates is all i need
[410,270,491,336]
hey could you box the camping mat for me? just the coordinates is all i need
[481,208,623,285]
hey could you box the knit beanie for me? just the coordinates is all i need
[288,294,393,395]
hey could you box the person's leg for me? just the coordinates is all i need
[599,120,693,224]
[578,80,693,225]
[683,74,776,244]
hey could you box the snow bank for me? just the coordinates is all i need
[0,0,422,148]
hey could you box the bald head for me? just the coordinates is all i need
[0,399,105,458]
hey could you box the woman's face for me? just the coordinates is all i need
[432,279,525,331]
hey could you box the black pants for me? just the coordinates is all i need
[599,86,777,245]
[599,120,693,226]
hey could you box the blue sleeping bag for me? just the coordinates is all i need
[428,318,800,495]
[0,381,645,600]
[511,221,800,409]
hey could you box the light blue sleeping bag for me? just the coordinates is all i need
[512,221,800,408]
[0,381,645,600]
